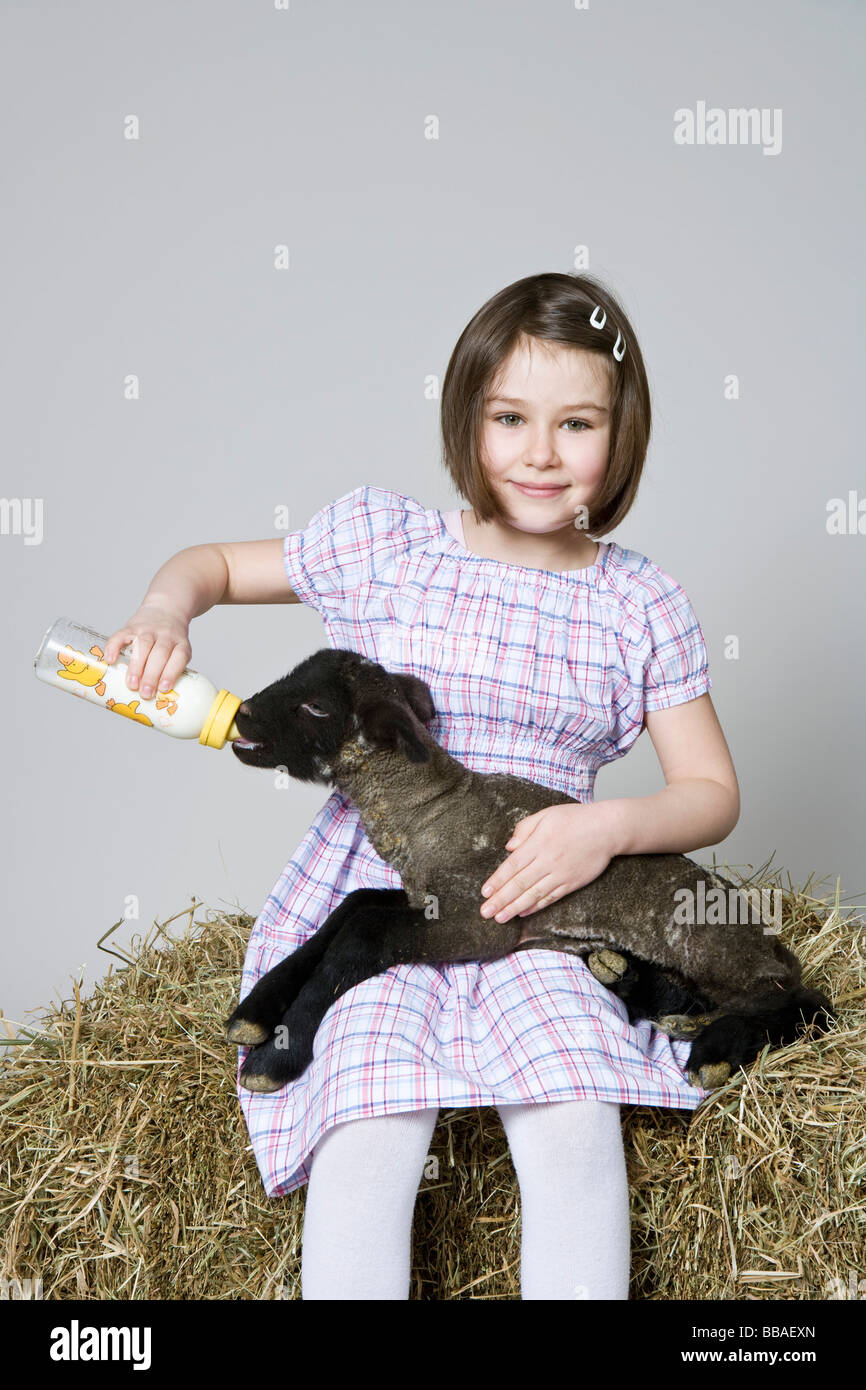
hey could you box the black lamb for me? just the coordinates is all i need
[226,647,834,1093]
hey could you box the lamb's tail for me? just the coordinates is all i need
[786,984,836,1036]
[729,982,836,1044]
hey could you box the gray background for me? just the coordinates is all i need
[2,0,863,1040]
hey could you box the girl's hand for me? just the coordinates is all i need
[479,803,619,924]
[102,605,192,701]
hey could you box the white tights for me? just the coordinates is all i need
[301,1100,630,1300]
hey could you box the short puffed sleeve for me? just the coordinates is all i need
[282,486,372,620]
[641,571,712,712]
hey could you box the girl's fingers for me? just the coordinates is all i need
[481,845,524,897]
[126,633,155,689]
[139,640,177,698]
[103,632,130,665]
[489,874,559,923]
[520,885,566,916]
[158,644,192,692]
[101,631,191,698]
[481,859,533,916]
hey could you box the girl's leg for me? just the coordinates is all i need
[301,1107,439,1300]
[496,1099,630,1301]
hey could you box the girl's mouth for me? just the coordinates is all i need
[511,481,567,498]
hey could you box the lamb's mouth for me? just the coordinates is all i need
[231,736,271,762]
[231,710,266,754]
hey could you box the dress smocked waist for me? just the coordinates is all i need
[426,719,598,803]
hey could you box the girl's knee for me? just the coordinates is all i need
[496,1098,625,1172]
[309,1106,439,1176]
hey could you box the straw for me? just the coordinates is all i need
[1,866,862,1299]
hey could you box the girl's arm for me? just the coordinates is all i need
[141,538,302,617]
[480,693,740,924]
[103,538,300,700]
[600,693,740,856]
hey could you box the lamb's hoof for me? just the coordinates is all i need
[238,1066,285,1094]
[587,949,628,985]
[655,1012,717,1040]
[225,1015,270,1046]
[236,1029,314,1092]
[687,1061,732,1091]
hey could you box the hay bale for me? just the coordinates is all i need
[1,871,863,1300]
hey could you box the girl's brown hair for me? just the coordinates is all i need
[440,271,651,536]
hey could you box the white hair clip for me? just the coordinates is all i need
[590,304,626,361]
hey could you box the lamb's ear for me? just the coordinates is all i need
[391,672,436,724]
[356,698,432,764]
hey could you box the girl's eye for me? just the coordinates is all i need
[493,414,589,431]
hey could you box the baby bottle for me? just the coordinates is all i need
[34,617,243,749]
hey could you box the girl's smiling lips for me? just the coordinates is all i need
[511,481,568,498]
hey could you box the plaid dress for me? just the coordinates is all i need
[236,484,715,1197]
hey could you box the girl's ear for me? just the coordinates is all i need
[356,697,432,764]
[391,672,436,725]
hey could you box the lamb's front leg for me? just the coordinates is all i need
[238,900,437,1091]
[226,888,409,1046]
[238,901,523,1092]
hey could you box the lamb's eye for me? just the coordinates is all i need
[300,701,329,719]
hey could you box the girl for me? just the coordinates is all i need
[103,271,740,1301]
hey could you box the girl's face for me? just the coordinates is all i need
[479,337,611,541]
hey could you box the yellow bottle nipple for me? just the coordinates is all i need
[199,689,243,749]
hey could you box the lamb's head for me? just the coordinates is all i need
[231,646,437,783]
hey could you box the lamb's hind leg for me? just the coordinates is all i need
[606,958,720,1037]
[522,938,719,1039]
[225,888,409,1046]
[685,985,836,1091]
